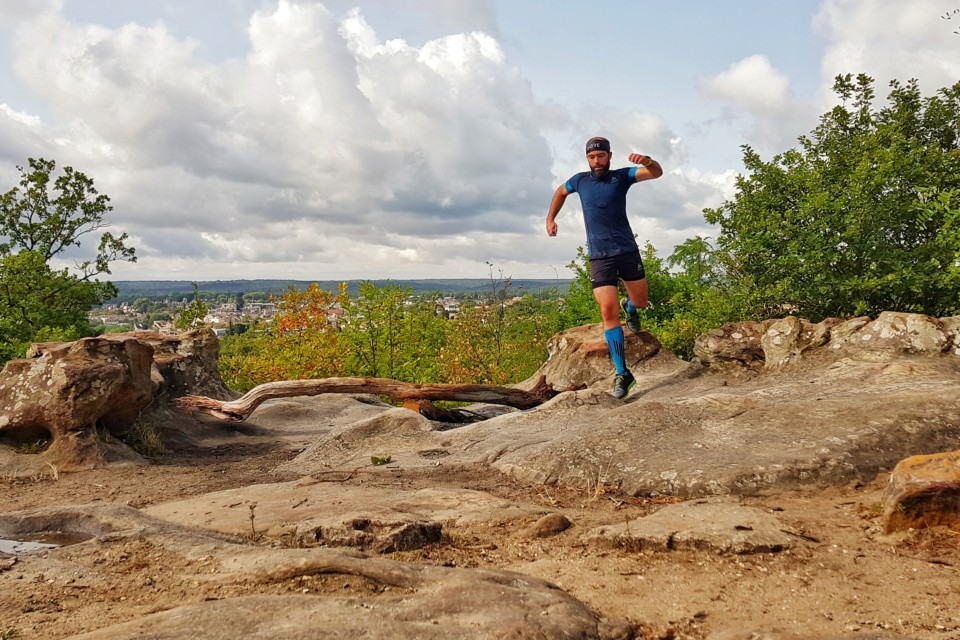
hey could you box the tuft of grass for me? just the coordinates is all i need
[120,419,168,457]
[15,438,50,454]
[2,627,19,639]
[583,458,614,502]
[246,502,264,542]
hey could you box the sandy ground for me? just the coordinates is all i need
[1,440,959,639]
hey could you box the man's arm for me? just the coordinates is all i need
[545,184,569,237]
[627,153,663,181]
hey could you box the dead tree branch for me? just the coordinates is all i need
[175,375,571,422]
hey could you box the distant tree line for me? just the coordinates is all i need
[104,278,570,305]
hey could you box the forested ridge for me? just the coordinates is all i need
[106,278,570,303]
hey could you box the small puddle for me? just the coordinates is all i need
[0,531,94,555]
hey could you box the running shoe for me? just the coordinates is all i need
[620,298,641,334]
[611,371,636,399]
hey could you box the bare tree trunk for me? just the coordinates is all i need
[175,375,569,422]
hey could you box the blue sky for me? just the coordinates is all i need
[0,0,958,281]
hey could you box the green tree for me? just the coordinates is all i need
[341,280,412,379]
[705,75,960,319]
[561,245,601,327]
[340,280,446,382]
[438,266,524,385]
[0,158,136,362]
[392,292,448,383]
[651,238,742,358]
[174,282,209,329]
[501,294,563,380]
[217,329,274,391]
[218,285,343,391]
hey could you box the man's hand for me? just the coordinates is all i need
[546,184,568,236]
[629,153,662,180]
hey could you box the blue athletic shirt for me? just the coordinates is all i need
[565,167,639,259]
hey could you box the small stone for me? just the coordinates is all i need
[518,513,572,539]
[882,450,960,534]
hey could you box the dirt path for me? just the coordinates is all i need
[1,442,959,639]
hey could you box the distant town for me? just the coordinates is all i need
[89,278,569,336]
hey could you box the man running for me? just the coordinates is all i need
[545,136,663,399]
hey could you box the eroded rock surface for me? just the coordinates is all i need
[0,504,615,640]
[882,450,960,534]
[0,329,231,472]
[144,478,538,552]
[586,499,797,554]
[276,313,960,498]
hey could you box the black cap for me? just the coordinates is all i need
[585,137,610,153]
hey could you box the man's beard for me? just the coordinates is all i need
[591,161,611,178]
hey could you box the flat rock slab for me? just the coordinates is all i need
[0,504,613,640]
[68,588,605,640]
[144,478,538,551]
[708,632,914,640]
[275,353,960,498]
[586,499,797,554]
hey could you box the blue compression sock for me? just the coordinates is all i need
[624,299,637,314]
[604,326,627,375]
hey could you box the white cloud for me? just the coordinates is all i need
[699,55,792,115]
[0,0,50,25]
[697,55,814,156]
[815,0,960,99]
[1,1,556,280]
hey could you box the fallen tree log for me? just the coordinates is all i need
[175,375,573,422]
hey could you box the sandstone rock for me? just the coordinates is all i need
[0,329,231,471]
[0,505,610,640]
[518,322,663,390]
[824,316,873,348]
[517,513,572,539]
[694,320,773,367]
[68,588,600,640]
[942,316,960,356]
[761,316,841,367]
[105,329,232,399]
[708,631,914,640]
[309,517,442,553]
[587,500,796,554]
[882,450,960,534]
[0,336,156,469]
[144,479,539,551]
[696,313,956,369]
[276,339,960,498]
[829,312,952,356]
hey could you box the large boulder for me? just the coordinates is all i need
[882,450,960,534]
[97,330,231,398]
[0,329,231,471]
[517,323,677,391]
[694,320,773,367]
[696,313,960,369]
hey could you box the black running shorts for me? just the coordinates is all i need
[590,250,646,289]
